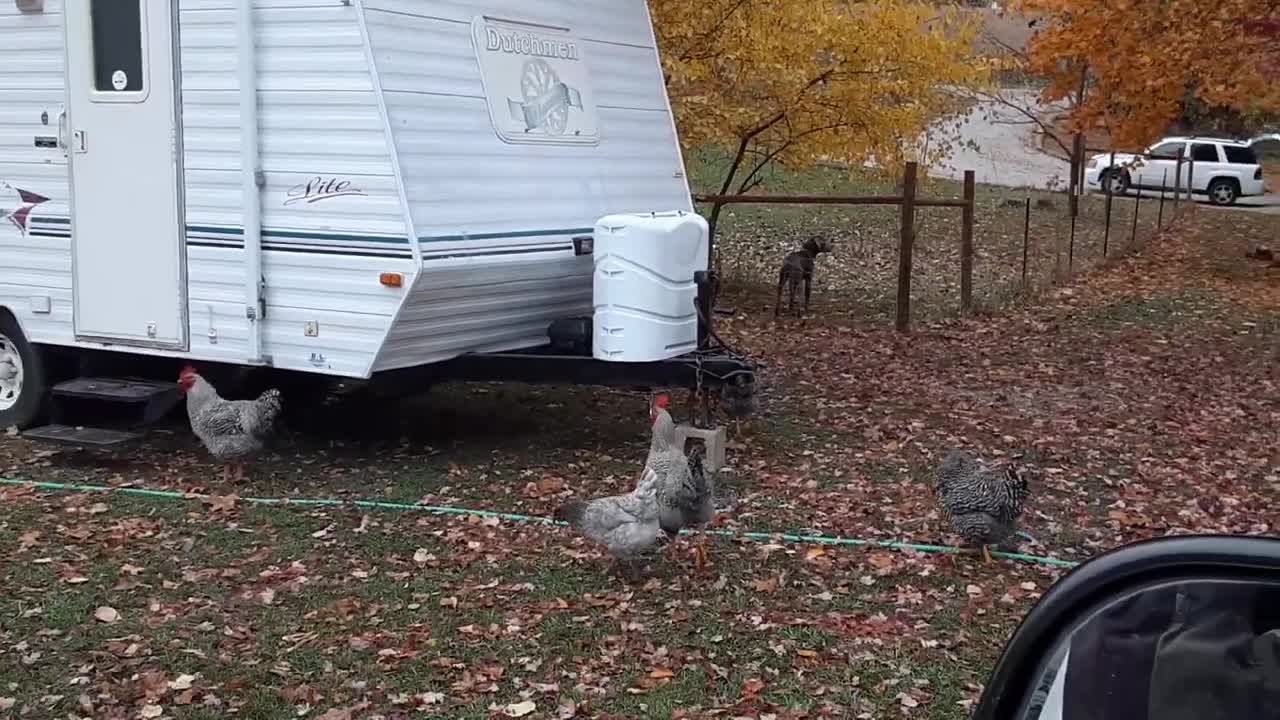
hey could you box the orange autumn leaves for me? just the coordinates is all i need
[1017,0,1280,149]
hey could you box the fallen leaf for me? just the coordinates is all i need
[206,495,238,513]
[413,548,431,564]
[751,577,778,593]
[899,693,920,708]
[0,697,14,710]
[93,606,120,624]
[867,551,896,570]
[169,674,196,691]
[315,709,353,720]
[648,668,674,679]
[139,704,163,719]
[420,691,444,705]
[504,700,537,717]
[439,596,459,609]
[741,678,766,699]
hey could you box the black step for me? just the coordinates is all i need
[22,424,142,447]
[53,377,179,403]
[48,377,184,429]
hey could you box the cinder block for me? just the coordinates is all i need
[676,424,727,473]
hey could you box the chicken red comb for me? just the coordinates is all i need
[653,394,670,409]
[178,365,198,378]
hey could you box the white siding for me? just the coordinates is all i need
[364,0,690,371]
[178,3,406,236]
[177,0,410,377]
[0,3,73,346]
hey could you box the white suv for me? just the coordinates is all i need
[1084,136,1266,206]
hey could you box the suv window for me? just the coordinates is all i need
[1148,142,1184,160]
[1191,143,1220,162]
[1223,145,1259,164]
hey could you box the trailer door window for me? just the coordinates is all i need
[90,0,145,95]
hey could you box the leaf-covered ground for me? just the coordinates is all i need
[1,209,1277,719]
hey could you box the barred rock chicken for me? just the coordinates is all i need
[555,472,666,582]
[648,395,717,568]
[934,451,1030,563]
[178,366,283,483]
[719,372,759,434]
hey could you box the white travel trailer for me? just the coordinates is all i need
[0,0,752,440]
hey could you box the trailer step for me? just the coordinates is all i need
[53,377,179,403]
[49,377,183,428]
[21,424,142,447]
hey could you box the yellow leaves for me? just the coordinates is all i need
[652,0,991,179]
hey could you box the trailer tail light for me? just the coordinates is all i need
[379,272,403,288]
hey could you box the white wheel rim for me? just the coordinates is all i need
[0,332,22,412]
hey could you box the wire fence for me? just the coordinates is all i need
[700,162,1188,326]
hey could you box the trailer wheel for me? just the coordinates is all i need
[0,312,48,430]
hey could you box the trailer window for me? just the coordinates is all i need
[90,1,144,94]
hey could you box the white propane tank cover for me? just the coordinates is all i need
[592,211,709,362]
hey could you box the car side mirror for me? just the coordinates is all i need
[974,536,1280,720]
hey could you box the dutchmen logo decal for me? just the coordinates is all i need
[0,182,49,236]
[509,59,582,135]
[472,16,599,145]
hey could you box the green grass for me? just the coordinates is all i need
[0,490,1024,719]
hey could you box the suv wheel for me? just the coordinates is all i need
[1207,178,1238,206]
[1102,169,1130,196]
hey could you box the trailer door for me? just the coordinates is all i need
[65,0,187,349]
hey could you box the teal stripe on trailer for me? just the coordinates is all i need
[418,227,595,243]
[186,224,410,245]
[28,216,596,247]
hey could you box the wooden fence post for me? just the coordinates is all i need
[1186,153,1196,207]
[1103,157,1114,259]
[1157,169,1167,229]
[896,162,918,332]
[1021,196,1031,289]
[1173,148,1185,210]
[1129,183,1141,249]
[960,171,975,313]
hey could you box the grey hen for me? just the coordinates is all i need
[934,451,1030,563]
[555,472,666,581]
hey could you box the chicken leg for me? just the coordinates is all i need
[982,545,993,564]
[693,535,710,570]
